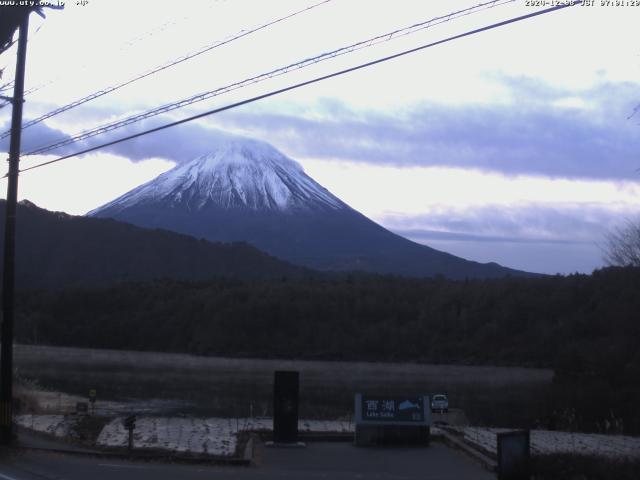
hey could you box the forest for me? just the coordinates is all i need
[12,266,640,433]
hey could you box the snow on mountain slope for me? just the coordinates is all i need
[89,137,345,215]
[89,133,533,279]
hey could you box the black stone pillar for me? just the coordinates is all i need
[273,370,299,443]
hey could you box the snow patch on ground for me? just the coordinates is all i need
[25,413,637,461]
[457,427,640,460]
[96,417,355,456]
[15,414,77,438]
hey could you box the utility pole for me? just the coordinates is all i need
[0,12,29,445]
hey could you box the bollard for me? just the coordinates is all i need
[123,415,136,454]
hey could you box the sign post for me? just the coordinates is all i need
[123,415,136,454]
[88,389,96,414]
[76,402,89,415]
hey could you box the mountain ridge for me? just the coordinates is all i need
[0,199,309,289]
[89,135,535,279]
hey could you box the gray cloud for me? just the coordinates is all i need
[0,121,76,157]
[379,204,631,274]
[380,204,623,245]
[85,119,232,162]
[207,78,640,181]
[392,229,590,245]
[0,117,233,163]
[3,75,638,183]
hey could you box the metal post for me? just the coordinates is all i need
[128,428,133,454]
[1,12,29,445]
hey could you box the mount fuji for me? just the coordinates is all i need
[89,136,529,279]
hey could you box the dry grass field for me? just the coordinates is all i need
[14,344,553,424]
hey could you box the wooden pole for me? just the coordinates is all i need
[1,11,29,445]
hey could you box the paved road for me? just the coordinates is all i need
[0,442,495,479]
[257,441,495,479]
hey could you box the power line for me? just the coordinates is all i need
[1,0,331,134]
[0,21,46,108]
[0,0,333,140]
[23,0,516,157]
[0,80,14,93]
[0,2,220,109]
[117,2,221,49]
[11,1,581,177]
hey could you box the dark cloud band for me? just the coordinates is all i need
[3,76,639,183]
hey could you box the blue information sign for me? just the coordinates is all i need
[361,396,425,422]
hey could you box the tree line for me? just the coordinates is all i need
[12,266,640,433]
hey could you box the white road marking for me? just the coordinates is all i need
[98,464,153,469]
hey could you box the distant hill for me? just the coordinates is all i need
[0,200,308,289]
[90,135,534,280]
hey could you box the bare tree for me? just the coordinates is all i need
[603,219,640,267]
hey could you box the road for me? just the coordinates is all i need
[0,441,495,480]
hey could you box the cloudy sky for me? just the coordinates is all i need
[1,0,639,274]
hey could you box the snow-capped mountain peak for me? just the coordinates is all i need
[90,137,345,214]
[88,133,528,279]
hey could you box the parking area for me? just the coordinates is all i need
[256,440,496,480]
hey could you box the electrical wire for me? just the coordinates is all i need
[23,0,515,157]
[9,1,581,178]
[1,2,220,107]
[0,0,333,140]
[0,18,48,108]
